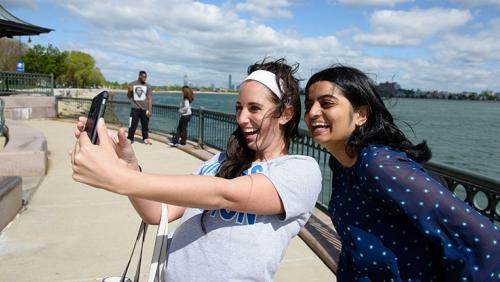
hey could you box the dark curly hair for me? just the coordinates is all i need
[304,65,431,163]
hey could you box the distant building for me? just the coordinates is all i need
[378,81,400,97]
[228,74,233,90]
[183,74,189,86]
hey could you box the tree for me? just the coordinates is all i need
[0,38,29,71]
[61,51,105,88]
[22,44,67,84]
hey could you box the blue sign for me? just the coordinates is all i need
[16,60,25,73]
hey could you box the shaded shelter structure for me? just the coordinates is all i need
[0,4,52,38]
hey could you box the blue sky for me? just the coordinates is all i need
[3,0,500,92]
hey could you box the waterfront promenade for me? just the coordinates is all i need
[0,119,335,281]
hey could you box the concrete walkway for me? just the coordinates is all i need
[0,119,335,282]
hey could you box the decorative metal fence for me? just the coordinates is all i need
[0,71,53,96]
[57,97,500,223]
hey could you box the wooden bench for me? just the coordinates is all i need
[299,207,341,273]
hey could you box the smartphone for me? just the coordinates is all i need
[84,91,109,144]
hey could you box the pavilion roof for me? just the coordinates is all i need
[0,4,53,38]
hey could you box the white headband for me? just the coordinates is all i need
[244,70,284,99]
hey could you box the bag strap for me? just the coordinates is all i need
[147,204,169,282]
[121,221,148,282]
[134,222,148,282]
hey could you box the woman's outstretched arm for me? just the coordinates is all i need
[128,196,185,224]
[73,117,186,224]
[71,119,285,216]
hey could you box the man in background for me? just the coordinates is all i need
[127,70,153,144]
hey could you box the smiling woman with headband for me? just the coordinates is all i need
[70,58,322,281]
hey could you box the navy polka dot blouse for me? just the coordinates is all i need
[329,144,500,281]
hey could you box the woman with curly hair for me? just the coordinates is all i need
[71,58,322,281]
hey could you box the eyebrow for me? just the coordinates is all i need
[248,102,263,107]
[236,101,264,107]
[316,94,339,100]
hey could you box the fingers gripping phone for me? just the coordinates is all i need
[84,91,109,144]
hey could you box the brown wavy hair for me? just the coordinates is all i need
[216,57,301,179]
[182,86,194,103]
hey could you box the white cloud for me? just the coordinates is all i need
[346,56,500,92]
[40,1,498,92]
[354,8,471,46]
[452,0,500,7]
[235,0,298,19]
[401,63,500,92]
[335,0,413,6]
[430,17,500,64]
[2,0,37,9]
[49,0,354,87]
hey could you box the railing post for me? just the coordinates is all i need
[50,73,54,96]
[197,107,205,149]
[0,99,5,136]
[55,96,59,118]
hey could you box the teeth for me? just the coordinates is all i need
[311,122,330,128]
[242,128,259,134]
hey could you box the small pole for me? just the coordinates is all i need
[50,73,54,96]
[55,96,59,118]
[197,107,204,148]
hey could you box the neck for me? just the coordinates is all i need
[325,142,358,168]
[254,139,288,162]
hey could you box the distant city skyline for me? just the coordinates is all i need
[3,0,500,92]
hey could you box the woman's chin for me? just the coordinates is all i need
[245,140,257,151]
[312,134,330,146]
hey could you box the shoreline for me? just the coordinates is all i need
[54,88,238,98]
[53,88,499,101]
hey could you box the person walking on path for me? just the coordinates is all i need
[169,86,194,146]
[127,70,153,145]
[304,65,500,281]
[70,58,322,281]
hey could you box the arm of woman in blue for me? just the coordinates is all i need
[363,145,499,281]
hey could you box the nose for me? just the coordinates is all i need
[236,108,249,126]
[307,101,322,119]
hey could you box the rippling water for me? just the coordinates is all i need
[114,92,500,180]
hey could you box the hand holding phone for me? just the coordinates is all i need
[84,91,109,144]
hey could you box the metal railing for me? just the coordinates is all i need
[424,162,500,222]
[57,97,500,223]
[0,71,54,96]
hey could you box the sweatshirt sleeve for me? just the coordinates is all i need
[261,156,322,221]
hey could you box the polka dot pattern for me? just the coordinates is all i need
[328,144,500,281]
